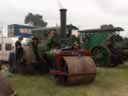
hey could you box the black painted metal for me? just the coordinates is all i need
[60,9,67,39]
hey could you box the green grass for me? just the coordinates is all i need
[10,64,128,96]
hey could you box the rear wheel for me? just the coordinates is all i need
[91,46,111,67]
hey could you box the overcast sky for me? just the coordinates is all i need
[0,0,128,37]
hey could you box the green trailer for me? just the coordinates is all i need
[79,26,124,67]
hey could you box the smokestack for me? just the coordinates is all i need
[60,9,67,39]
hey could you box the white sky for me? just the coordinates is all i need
[0,0,128,37]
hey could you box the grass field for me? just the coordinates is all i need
[10,64,128,96]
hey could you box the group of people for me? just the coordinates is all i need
[9,36,49,74]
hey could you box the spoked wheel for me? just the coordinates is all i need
[91,46,111,67]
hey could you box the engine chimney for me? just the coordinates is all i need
[60,9,67,39]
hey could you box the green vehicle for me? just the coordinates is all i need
[79,26,124,67]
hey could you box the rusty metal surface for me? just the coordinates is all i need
[63,56,96,83]
[22,46,36,64]
[0,72,14,96]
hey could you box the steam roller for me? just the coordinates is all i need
[15,8,96,85]
[49,9,96,85]
[50,48,96,85]
[16,45,96,85]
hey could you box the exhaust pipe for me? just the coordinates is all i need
[60,9,67,39]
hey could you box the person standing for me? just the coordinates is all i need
[8,46,16,73]
[15,37,24,73]
[31,37,40,61]
[15,37,24,61]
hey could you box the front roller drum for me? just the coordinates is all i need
[54,56,96,85]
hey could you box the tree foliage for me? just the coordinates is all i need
[111,34,123,42]
[24,13,47,27]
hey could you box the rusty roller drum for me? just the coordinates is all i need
[60,56,96,84]
[22,46,36,64]
[17,46,36,74]
[21,46,49,74]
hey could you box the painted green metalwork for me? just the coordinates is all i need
[80,32,109,50]
[79,27,124,66]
